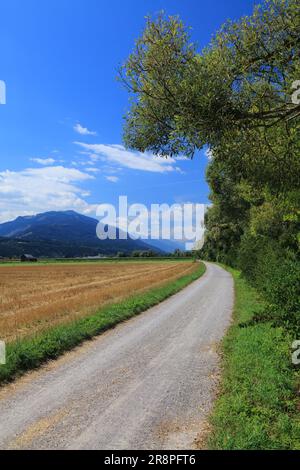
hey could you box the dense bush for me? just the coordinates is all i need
[261,258,300,334]
[238,234,300,334]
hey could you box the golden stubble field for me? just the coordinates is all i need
[0,261,197,342]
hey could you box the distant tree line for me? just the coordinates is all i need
[117,249,196,258]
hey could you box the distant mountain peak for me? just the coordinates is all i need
[0,210,164,257]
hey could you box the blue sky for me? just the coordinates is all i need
[0,0,258,223]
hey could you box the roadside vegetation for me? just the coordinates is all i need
[207,267,300,450]
[0,261,205,385]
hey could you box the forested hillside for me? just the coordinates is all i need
[121,0,299,335]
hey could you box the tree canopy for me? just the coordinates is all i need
[121,0,300,157]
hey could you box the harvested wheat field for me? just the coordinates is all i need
[0,261,198,342]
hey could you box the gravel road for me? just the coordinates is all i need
[0,262,234,450]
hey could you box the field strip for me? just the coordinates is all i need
[0,263,183,315]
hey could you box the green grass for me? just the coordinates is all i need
[208,267,300,450]
[0,257,194,267]
[0,262,206,385]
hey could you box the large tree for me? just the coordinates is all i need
[121,0,300,265]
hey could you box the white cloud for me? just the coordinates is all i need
[30,157,56,165]
[174,156,188,161]
[0,166,96,222]
[74,142,180,173]
[74,123,97,136]
[85,167,100,173]
[105,175,119,183]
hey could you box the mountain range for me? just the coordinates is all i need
[0,211,184,258]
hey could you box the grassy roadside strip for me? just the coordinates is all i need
[207,267,300,450]
[0,262,206,386]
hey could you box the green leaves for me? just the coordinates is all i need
[121,1,300,157]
